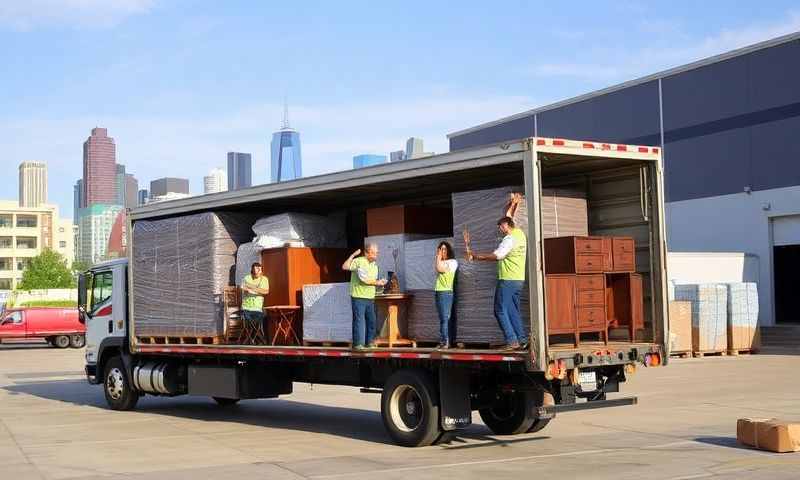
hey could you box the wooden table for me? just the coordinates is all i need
[374,293,414,348]
[264,305,302,346]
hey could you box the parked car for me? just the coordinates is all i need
[0,307,85,348]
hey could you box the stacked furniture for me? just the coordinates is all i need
[302,283,353,344]
[668,300,693,355]
[544,235,643,345]
[132,212,255,342]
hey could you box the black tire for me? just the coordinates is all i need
[69,334,86,349]
[103,356,139,411]
[213,397,240,406]
[53,335,70,349]
[479,391,536,435]
[527,417,551,433]
[381,369,441,447]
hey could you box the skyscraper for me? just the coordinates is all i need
[137,189,149,206]
[227,152,252,190]
[390,150,406,162]
[125,174,138,208]
[82,127,117,206]
[76,204,123,265]
[405,137,434,160]
[150,177,189,197]
[353,154,388,169]
[270,103,302,182]
[19,161,47,208]
[73,179,83,225]
[204,168,227,194]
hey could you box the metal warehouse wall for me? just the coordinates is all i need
[449,38,800,204]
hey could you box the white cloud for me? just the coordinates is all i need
[0,0,155,30]
[526,12,800,82]
[0,93,537,219]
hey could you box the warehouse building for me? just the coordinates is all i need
[447,32,800,329]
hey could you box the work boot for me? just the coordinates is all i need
[500,343,521,351]
[436,342,450,350]
[353,344,366,351]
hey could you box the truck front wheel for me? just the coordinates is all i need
[381,370,441,447]
[479,391,536,435]
[69,334,85,349]
[103,357,139,411]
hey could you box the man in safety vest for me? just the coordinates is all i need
[466,214,528,351]
[342,243,387,350]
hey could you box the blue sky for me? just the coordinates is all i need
[1,0,799,219]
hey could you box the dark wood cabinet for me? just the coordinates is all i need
[260,248,349,307]
[545,274,607,346]
[546,235,636,274]
[605,273,644,341]
[544,236,605,274]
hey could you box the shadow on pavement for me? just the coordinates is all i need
[2,378,537,448]
[693,436,757,452]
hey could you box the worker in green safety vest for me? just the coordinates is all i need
[240,262,270,333]
[342,243,387,349]
[465,195,528,351]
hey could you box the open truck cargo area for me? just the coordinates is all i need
[80,137,669,447]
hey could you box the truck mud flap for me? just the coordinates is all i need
[439,366,471,431]
[536,396,637,419]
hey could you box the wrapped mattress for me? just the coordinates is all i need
[302,283,352,343]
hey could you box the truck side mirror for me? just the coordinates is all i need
[77,273,89,324]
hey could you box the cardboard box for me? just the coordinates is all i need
[737,418,800,453]
[669,301,692,352]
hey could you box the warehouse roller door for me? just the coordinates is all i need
[772,215,800,324]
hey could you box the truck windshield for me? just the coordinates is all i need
[90,271,113,315]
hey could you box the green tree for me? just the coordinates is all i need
[71,259,91,273]
[17,249,76,290]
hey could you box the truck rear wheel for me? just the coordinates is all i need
[479,391,536,435]
[103,357,139,411]
[53,335,70,349]
[69,334,85,349]
[381,369,441,447]
[527,418,551,433]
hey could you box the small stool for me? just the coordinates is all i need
[265,306,302,346]
[239,311,267,345]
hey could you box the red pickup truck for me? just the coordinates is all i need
[0,307,85,348]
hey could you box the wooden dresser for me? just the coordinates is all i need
[545,274,607,346]
[260,247,349,307]
[544,236,642,345]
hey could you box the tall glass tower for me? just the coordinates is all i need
[270,102,302,182]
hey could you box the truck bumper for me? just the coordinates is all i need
[85,364,99,384]
[536,396,638,420]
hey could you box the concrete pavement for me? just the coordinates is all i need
[0,342,798,479]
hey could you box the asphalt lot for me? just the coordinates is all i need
[1,341,798,480]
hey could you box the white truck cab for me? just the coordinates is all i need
[79,258,129,384]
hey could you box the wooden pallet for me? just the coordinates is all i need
[303,340,352,348]
[692,350,727,358]
[669,350,692,359]
[727,348,759,356]
[137,336,223,345]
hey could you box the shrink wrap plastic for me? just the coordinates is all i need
[674,284,728,352]
[302,283,352,343]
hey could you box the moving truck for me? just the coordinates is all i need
[79,137,669,447]
[0,307,85,348]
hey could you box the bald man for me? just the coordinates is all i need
[343,244,387,349]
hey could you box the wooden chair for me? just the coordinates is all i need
[223,286,243,343]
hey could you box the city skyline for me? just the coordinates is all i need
[3,3,799,220]
[227,152,252,191]
[270,105,302,183]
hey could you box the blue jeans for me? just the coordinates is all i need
[494,280,527,345]
[242,309,265,323]
[435,291,454,344]
[351,298,376,347]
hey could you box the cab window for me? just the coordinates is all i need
[2,311,22,325]
[90,271,113,314]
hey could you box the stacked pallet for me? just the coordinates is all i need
[302,283,352,344]
[132,212,254,341]
[674,284,728,356]
[406,289,441,344]
[726,282,760,354]
[668,301,692,357]
[452,187,530,345]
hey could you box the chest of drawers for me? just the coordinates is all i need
[546,236,636,274]
[545,274,608,346]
